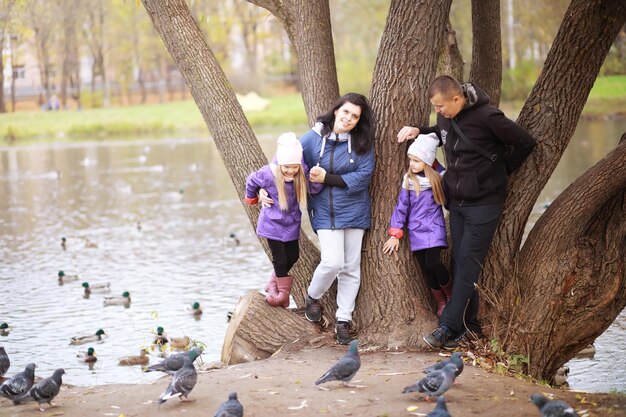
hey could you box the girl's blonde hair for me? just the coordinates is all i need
[274,165,308,211]
[404,162,446,206]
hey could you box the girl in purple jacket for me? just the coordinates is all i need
[383,133,452,317]
[244,133,322,307]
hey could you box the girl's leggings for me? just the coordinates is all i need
[412,246,450,290]
[267,238,299,277]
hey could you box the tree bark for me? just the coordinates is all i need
[481,0,626,377]
[437,19,464,81]
[359,0,453,347]
[510,134,626,379]
[221,291,320,365]
[469,0,502,106]
[247,0,339,126]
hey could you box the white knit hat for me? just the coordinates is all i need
[407,133,439,166]
[275,132,303,165]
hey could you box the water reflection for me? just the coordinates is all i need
[0,118,624,390]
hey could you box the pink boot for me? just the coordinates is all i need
[430,289,447,317]
[264,273,279,299]
[266,275,293,308]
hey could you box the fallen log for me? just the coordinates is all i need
[221,291,321,365]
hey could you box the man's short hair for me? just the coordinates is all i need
[427,75,463,100]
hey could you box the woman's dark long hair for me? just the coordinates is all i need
[316,93,375,154]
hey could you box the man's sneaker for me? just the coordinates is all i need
[442,331,466,349]
[422,325,451,349]
[335,321,352,345]
[443,329,483,350]
[304,297,321,323]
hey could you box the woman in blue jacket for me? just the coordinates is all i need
[301,92,375,345]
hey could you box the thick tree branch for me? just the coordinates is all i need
[248,0,339,124]
[469,0,502,106]
[484,0,626,288]
[522,137,626,259]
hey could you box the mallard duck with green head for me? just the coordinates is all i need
[76,347,97,363]
[153,326,169,346]
[118,348,149,366]
[0,323,11,337]
[82,281,111,295]
[58,270,80,284]
[70,329,106,345]
[189,302,203,316]
[103,291,131,306]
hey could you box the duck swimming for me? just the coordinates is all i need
[118,348,149,366]
[103,291,131,306]
[70,329,106,345]
[0,323,11,337]
[58,270,80,284]
[189,302,203,316]
[169,336,192,351]
[153,326,169,346]
[82,281,111,295]
[76,347,97,363]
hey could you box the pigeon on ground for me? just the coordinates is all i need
[530,393,579,417]
[0,347,9,377]
[315,339,360,387]
[145,346,202,375]
[20,368,65,411]
[402,363,457,401]
[424,352,464,377]
[427,395,452,417]
[0,363,36,404]
[157,355,197,404]
[214,392,244,417]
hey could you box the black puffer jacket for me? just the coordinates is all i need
[420,83,536,206]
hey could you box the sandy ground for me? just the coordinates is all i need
[1,337,624,417]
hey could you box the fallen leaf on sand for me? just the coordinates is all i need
[407,405,419,411]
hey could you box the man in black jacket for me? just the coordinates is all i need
[397,75,536,349]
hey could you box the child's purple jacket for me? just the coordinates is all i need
[388,181,448,251]
[245,163,322,242]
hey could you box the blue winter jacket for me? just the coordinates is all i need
[300,126,375,232]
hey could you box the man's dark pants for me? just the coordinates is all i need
[440,202,503,336]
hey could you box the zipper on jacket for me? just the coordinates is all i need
[328,140,337,229]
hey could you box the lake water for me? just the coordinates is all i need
[0,119,624,391]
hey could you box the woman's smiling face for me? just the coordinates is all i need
[333,102,361,134]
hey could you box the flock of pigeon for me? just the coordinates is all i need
[1,334,580,416]
[312,340,579,417]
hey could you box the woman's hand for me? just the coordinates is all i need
[397,126,420,143]
[258,188,274,208]
[383,237,399,254]
[309,166,327,184]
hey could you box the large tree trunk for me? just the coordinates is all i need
[481,0,626,378]
[469,0,502,106]
[247,0,339,126]
[359,0,453,347]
